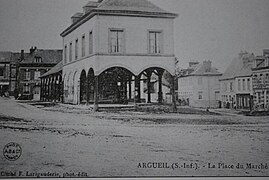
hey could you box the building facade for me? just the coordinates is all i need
[61,0,178,109]
[17,47,62,100]
[220,52,255,110]
[0,52,11,96]
[177,61,222,108]
[252,50,269,111]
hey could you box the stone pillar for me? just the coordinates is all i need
[94,76,99,111]
[86,78,90,106]
[135,75,141,103]
[124,80,128,104]
[77,81,80,105]
[157,70,164,103]
[171,76,177,112]
[146,73,152,103]
[128,78,132,100]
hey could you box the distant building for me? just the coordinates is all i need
[0,52,12,96]
[252,50,269,111]
[177,61,222,108]
[220,52,255,110]
[17,47,62,100]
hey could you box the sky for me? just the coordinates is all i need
[0,0,269,71]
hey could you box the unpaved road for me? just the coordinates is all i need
[0,97,268,177]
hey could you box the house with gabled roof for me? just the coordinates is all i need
[220,51,255,110]
[60,0,178,110]
[177,61,222,108]
[0,51,12,96]
[17,47,62,100]
[252,49,269,111]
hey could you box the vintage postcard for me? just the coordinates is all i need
[0,0,268,178]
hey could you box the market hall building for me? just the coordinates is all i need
[60,0,178,109]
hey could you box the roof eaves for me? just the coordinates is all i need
[61,9,178,37]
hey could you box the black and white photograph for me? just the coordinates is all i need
[0,0,269,178]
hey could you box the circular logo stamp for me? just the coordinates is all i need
[3,142,22,161]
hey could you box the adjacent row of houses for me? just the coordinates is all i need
[177,50,269,111]
[0,48,62,100]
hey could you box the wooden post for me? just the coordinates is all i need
[171,75,177,112]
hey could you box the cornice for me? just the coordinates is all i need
[61,9,178,37]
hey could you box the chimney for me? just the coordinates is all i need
[83,1,99,14]
[20,50,24,61]
[71,13,84,24]
[30,46,37,54]
[203,60,212,72]
[263,49,269,57]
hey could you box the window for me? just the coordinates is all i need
[25,71,30,80]
[238,79,241,91]
[198,77,203,85]
[75,39,78,60]
[69,42,73,62]
[82,35,85,57]
[34,71,40,80]
[11,69,16,78]
[223,82,227,92]
[35,57,42,63]
[266,74,269,84]
[247,78,250,91]
[198,91,203,100]
[23,84,30,93]
[230,82,233,92]
[149,31,162,54]
[89,31,93,55]
[243,79,246,91]
[256,59,265,68]
[64,45,67,63]
[0,68,4,76]
[34,87,40,94]
[110,29,124,53]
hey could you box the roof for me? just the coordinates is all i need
[61,0,178,37]
[96,0,168,13]
[10,53,21,63]
[72,12,84,18]
[191,63,222,76]
[0,51,12,62]
[40,61,63,78]
[20,49,62,64]
[220,52,255,80]
[264,49,269,56]
[179,61,222,77]
[84,1,100,7]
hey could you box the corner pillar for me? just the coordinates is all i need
[94,76,99,112]
[135,75,141,103]
[171,75,177,112]
[157,69,164,103]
